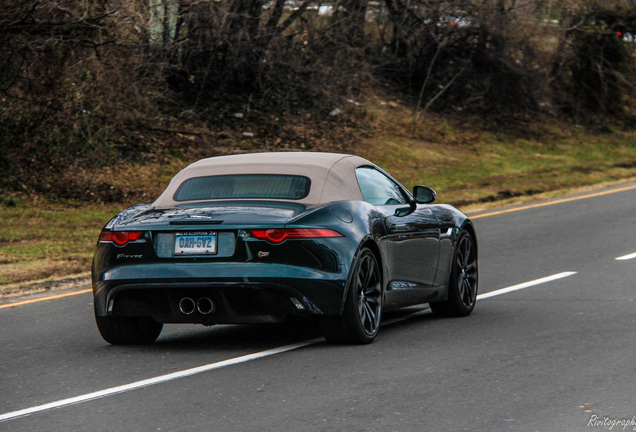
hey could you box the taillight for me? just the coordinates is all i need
[99,230,143,246]
[248,228,343,244]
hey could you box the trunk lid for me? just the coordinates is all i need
[110,201,308,231]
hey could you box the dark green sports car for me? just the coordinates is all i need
[92,152,478,345]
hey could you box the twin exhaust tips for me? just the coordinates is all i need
[178,297,215,315]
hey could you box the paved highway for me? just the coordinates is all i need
[1,183,635,432]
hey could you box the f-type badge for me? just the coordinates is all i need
[116,254,143,259]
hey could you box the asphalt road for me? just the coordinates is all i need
[1,183,635,432]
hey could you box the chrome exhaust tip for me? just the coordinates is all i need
[197,297,215,315]
[178,297,196,315]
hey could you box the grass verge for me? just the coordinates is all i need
[356,98,636,207]
[0,201,122,293]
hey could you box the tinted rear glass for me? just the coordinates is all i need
[174,175,311,201]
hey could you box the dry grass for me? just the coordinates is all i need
[355,97,636,206]
[0,201,124,288]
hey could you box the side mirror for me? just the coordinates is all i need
[413,185,436,204]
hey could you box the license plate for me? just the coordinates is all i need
[174,232,217,255]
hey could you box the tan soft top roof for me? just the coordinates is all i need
[153,152,375,208]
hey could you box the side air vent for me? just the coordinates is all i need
[169,220,223,225]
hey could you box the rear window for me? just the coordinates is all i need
[173,174,311,201]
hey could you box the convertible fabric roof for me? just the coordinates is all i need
[152,152,375,208]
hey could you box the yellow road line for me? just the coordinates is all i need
[0,289,92,309]
[470,184,636,219]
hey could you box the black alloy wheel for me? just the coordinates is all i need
[430,230,478,317]
[321,247,383,344]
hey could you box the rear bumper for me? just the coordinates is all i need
[93,262,348,323]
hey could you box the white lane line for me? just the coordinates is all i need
[477,272,577,300]
[0,338,322,423]
[616,252,636,261]
[0,271,578,423]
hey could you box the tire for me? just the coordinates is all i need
[430,230,478,317]
[321,247,383,344]
[95,311,163,345]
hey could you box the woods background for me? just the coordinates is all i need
[1,0,635,202]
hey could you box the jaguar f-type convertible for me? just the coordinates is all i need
[92,152,478,345]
